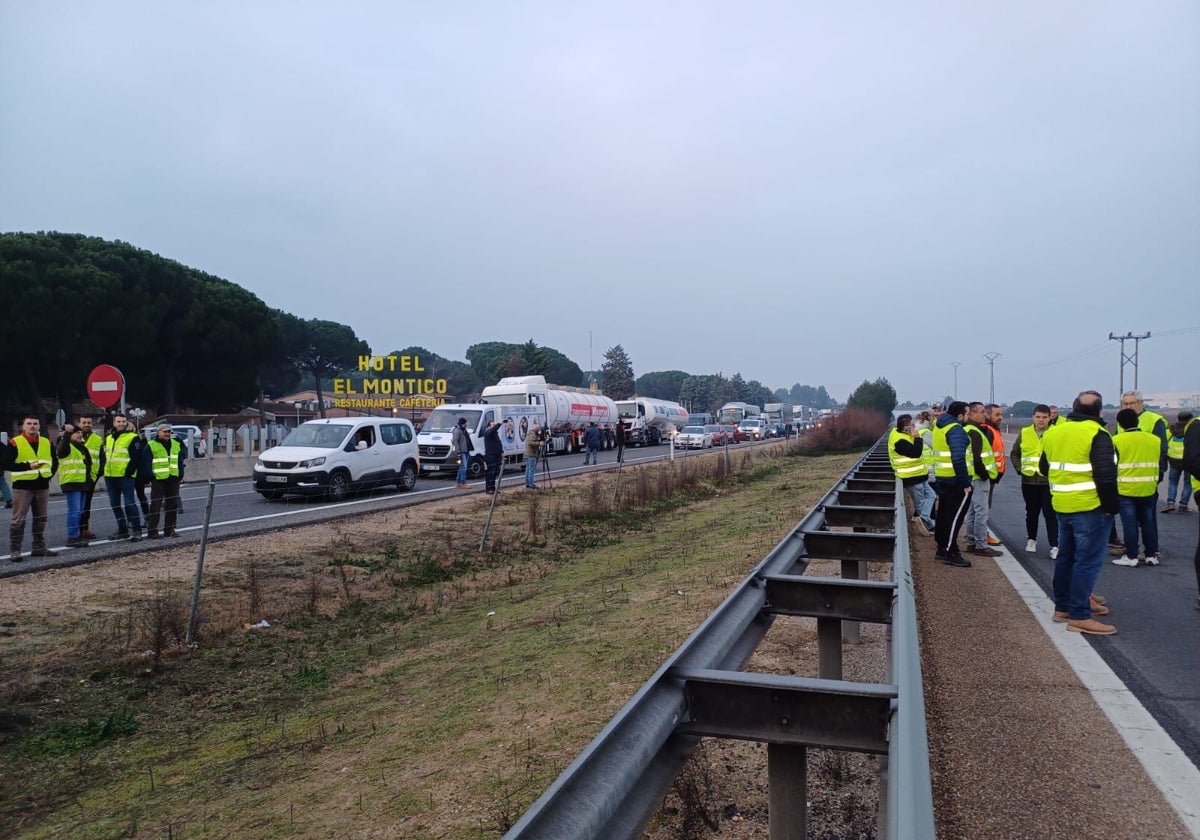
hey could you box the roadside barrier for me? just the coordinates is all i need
[505,439,934,839]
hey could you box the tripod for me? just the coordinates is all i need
[539,438,553,488]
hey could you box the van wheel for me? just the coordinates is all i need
[397,462,418,492]
[327,471,351,502]
[467,457,486,480]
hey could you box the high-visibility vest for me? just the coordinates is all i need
[1018,426,1046,477]
[964,424,998,480]
[104,431,138,478]
[932,421,961,479]
[1043,419,1110,513]
[887,429,926,479]
[1168,433,1185,461]
[58,443,88,486]
[147,439,181,479]
[10,436,52,482]
[1138,410,1166,437]
[1113,428,1160,498]
[1187,418,1199,493]
[918,428,935,470]
[983,423,1006,474]
[82,431,103,482]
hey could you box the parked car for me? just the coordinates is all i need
[675,425,714,449]
[144,423,207,457]
[739,418,769,441]
[706,424,728,446]
[252,417,420,501]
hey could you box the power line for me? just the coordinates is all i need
[982,352,1001,405]
[1108,331,1151,394]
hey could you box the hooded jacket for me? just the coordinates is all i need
[936,412,971,488]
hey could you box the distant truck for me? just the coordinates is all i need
[481,376,619,453]
[717,402,761,425]
[687,412,713,426]
[416,403,544,480]
[762,403,794,434]
[615,397,688,446]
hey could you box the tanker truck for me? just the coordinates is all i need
[481,376,619,454]
[614,396,688,446]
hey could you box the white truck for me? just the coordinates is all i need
[614,396,688,446]
[481,376,619,454]
[762,403,794,436]
[417,403,544,480]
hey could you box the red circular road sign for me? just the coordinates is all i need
[87,364,125,409]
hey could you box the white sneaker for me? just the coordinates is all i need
[1111,556,1139,567]
[1025,539,1037,553]
[1144,553,1160,566]
[1049,547,1059,560]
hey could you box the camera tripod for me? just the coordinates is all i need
[538,438,553,488]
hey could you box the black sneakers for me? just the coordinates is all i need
[935,550,972,568]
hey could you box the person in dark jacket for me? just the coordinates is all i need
[933,402,973,567]
[1181,415,1200,610]
[582,422,602,466]
[482,418,510,493]
[890,414,935,533]
[4,415,60,560]
[140,424,183,538]
[56,424,93,547]
[1039,390,1120,635]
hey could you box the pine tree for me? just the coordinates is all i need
[600,345,636,399]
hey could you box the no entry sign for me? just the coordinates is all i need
[86,364,125,409]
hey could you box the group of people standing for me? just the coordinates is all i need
[889,390,1200,636]
[4,413,186,561]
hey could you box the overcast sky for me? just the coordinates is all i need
[3,2,1197,405]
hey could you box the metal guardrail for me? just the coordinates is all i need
[504,439,934,840]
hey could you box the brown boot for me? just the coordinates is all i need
[1067,618,1116,635]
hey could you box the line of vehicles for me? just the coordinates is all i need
[250,375,813,501]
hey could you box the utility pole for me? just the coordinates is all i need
[982,352,1001,405]
[950,361,962,399]
[1108,331,1151,395]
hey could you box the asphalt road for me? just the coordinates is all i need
[1,437,759,577]
[984,435,1200,770]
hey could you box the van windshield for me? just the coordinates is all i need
[281,424,352,448]
[423,409,482,432]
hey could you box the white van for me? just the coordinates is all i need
[252,417,419,501]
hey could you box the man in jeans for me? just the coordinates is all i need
[452,417,473,489]
[1111,408,1165,567]
[1040,390,1120,635]
[963,402,1001,557]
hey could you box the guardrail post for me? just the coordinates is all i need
[817,617,842,680]
[841,558,862,644]
[768,744,807,840]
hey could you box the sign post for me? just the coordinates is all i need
[86,364,125,413]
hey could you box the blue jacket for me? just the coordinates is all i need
[583,425,602,449]
[936,412,971,488]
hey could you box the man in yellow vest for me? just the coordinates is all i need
[1163,412,1193,514]
[1039,390,1120,635]
[888,414,935,534]
[1110,391,1169,555]
[1180,415,1200,611]
[963,402,1001,557]
[932,401,973,567]
[103,412,144,541]
[140,423,183,539]
[76,415,104,540]
[3,415,59,561]
[1111,408,1165,567]
[1010,404,1058,558]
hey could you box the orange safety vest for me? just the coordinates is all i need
[982,422,1006,475]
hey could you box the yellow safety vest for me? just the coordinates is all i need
[887,429,927,479]
[1167,433,1184,461]
[58,443,88,486]
[104,431,138,478]
[82,431,103,482]
[10,436,52,482]
[964,424,998,480]
[1043,419,1110,513]
[1018,425,1046,477]
[932,421,961,479]
[1113,429,1160,498]
[147,439,181,479]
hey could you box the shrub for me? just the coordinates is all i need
[804,408,888,451]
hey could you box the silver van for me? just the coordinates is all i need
[252,418,419,501]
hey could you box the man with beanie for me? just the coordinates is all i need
[931,401,973,567]
[4,415,59,560]
[1111,408,1166,567]
[1040,390,1120,634]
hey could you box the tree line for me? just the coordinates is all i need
[1,232,843,421]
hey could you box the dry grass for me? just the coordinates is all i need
[0,444,864,839]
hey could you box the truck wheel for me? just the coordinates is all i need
[468,457,486,479]
[397,462,418,492]
[327,471,352,502]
